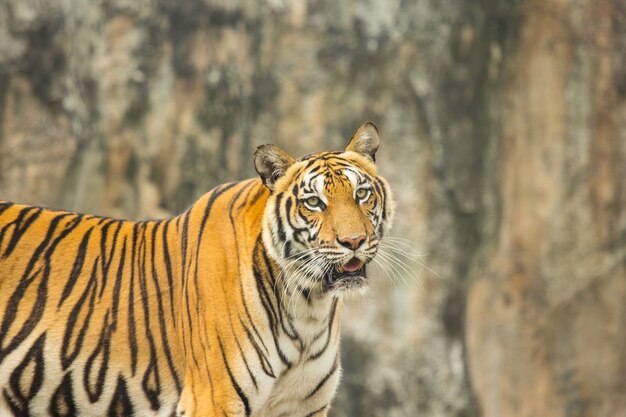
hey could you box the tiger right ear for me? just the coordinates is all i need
[254,144,295,190]
[345,121,380,162]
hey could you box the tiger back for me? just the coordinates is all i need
[0,122,394,417]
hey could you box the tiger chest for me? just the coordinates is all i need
[249,313,341,417]
[252,348,341,417]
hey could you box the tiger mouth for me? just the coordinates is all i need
[326,258,367,287]
[339,258,364,273]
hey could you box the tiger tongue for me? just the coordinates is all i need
[341,258,363,273]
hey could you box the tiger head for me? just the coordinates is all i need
[254,122,394,296]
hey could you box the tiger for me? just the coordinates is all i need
[0,122,394,417]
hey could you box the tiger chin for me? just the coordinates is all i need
[0,122,393,417]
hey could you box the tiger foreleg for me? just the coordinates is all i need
[177,383,248,417]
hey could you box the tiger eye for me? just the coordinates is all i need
[356,188,369,200]
[305,196,321,207]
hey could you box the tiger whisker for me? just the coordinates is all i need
[292,255,327,292]
[274,248,319,290]
[382,237,429,257]
[374,250,414,289]
[281,253,327,310]
[378,248,428,289]
[373,255,422,294]
[375,248,428,292]
[379,244,441,280]
[371,257,400,292]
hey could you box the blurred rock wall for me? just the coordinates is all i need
[0,0,625,416]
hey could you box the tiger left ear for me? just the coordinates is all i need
[254,144,295,191]
[345,121,380,162]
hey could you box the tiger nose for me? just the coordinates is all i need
[337,235,366,250]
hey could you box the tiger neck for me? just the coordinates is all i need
[254,237,340,346]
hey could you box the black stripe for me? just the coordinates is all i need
[61,257,99,369]
[308,298,338,360]
[180,225,199,369]
[179,209,193,360]
[196,182,240,251]
[234,332,258,390]
[273,193,287,252]
[305,357,339,399]
[283,196,309,245]
[161,220,176,325]
[99,220,122,299]
[224,181,264,392]
[149,221,182,393]
[236,179,260,210]
[107,375,133,417]
[0,214,78,361]
[111,237,128,330]
[240,282,270,357]
[48,371,77,417]
[305,405,328,417]
[1,388,24,416]
[138,222,161,410]
[83,312,111,403]
[304,171,325,187]
[255,246,292,368]
[59,227,95,308]
[239,316,275,378]
[127,223,140,375]
[307,165,322,175]
[218,336,251,416]
[8,332,46,403]
[2,206,43,259]
[0,202,14,218]
[194,183,246,319]
[252,265,292,368]
[373,178,387,220]
[252,266,278,333]
[246,182,267,207]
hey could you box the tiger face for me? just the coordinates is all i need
[255,122,394,296]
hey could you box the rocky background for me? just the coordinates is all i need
[1,0,625,416]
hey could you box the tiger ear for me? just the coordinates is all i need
[254,144,295,190]
[345,121,380,162]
